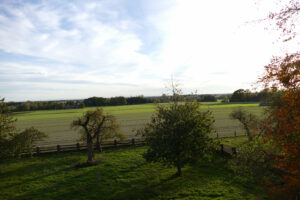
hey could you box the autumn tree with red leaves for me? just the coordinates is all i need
[255,1,300,198]
[259,53,300,199]
[265,0,300,42]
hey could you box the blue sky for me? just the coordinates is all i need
[0,0,298,101]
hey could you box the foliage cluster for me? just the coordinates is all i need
[229,137,275,182]
[7,100,85,112]
[139,99,217,176]
[0,99,47,159]
[259,53,300,198]
[83,96,153,107]
[230,88,273,103]
[197,94,217,102]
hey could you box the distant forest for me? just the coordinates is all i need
[5,88,274,112]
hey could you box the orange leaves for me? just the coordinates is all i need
[259,53,300,198]
[259,53,300,90]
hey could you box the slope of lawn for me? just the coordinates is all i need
[0,146,268,200]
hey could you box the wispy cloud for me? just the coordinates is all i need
[0,0,298,101]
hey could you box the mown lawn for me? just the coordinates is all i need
[0,146,268,200]
[13,103,265,146]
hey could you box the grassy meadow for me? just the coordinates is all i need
[14,102,265,147]
[0,146,268,200]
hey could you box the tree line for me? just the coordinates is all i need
[83,95,153,107]
[229,88,275,103]
[7,94,219,112]
[6,96,154,112]
[6,100,85,112]
[3,88,284,113]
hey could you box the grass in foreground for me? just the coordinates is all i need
[0,146,268,200]
[218,135,249,146]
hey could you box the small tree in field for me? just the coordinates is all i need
[12,127,47,157]
[230,108,259,141]
[139,99,216,176]
[71,108,124,164]
[0,98,47,159]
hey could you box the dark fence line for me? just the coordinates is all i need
[24,137,239,156]
[35,130,245,148]
[29,138,146,156]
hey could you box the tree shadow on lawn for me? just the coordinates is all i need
[7,153,267,200]
[110,155,258,200]
[11,158,150,200]
[0,152,85,190]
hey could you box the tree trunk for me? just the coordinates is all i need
[244,125,252,141]
[177,166,182,176]
[87,135,94,163]
[96,135,102,152]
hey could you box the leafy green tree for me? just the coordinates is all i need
[230,108,259,141]
[11,127,47,157]
[71,108,124,164]
[229,137,275,182]
[84,97,109,107]
[0,98,16,136]
[109,96,127,106]
[198,95,217,102]
[0,98,47,159]
[230,89,247,102]
[0,98,17,158]
[78,102,85,108]
[139,100,216,176]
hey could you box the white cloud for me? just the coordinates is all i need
[145,0,299,92]
[0,0,299,101]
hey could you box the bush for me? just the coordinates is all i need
[0,98,47,159]
[229,138,277,183]
[139,100,217,176]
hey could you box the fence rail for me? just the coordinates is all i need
[23,137,238,157]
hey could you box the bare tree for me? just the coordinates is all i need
[230,108,259,141]
[71,108,124,164]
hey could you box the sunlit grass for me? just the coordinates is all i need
[0,146,268,200]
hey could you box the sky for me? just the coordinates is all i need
[0,0,299,101]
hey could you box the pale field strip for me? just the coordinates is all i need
[15,103,264,147]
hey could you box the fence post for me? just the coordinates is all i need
[57,145,60,153]
[36,146,40,156]
[114,139,117,147]
[232,147,237,155]
[220,144,224,153]
[216,133,219,138]
[131,138,135,145]
[234,131,237,137]
[76,143,80,151]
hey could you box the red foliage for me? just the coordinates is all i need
[259,53,300,199]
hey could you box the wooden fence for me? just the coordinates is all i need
[25,138,238,157]
[30,138,146,156]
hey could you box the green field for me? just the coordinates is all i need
[14,102,265,147]
[0,146,268,200]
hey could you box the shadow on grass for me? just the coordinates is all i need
[2,148,267,200]
[0,154,84,190]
